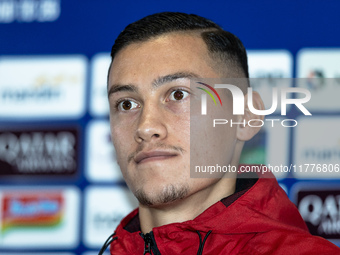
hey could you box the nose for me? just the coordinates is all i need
[134,104,167,143]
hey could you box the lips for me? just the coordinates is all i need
[134,150,178,164]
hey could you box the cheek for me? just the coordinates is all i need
[171,115,190,145]
[110,124,132,161]
[190,101,238,167]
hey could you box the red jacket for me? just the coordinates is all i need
[104,171,340,254]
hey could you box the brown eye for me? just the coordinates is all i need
[169,89,189,101]
[122,100,132,110]
[173,90,184,100]
[117,100,139,111]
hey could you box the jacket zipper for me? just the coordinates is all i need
[140,232,162,255]
[141,232,153,255]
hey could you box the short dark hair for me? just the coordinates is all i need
[110,12,249,78]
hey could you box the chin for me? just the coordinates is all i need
[134,183,189,207]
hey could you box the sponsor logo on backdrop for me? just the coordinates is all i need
[297,49,340,78]
[2,74,63,101]
[0,127,79,176]
[0,187,80,248]
[295,187,340,241]
[0,0,60,23]
[1,192,63,233]
[83,187,138,248]
[297,48,340,111]
[0,56,86,118]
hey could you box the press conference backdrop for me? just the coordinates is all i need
[0,1,339,254]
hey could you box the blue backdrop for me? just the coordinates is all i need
[1,1,339,254]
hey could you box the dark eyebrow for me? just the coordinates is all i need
[108,84,139,98]
[152,72,200,88]
[108,71,200,98]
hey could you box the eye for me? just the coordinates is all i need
[116,99,139,111]
[169,89,189,101]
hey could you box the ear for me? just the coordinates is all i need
[236,91,265,141]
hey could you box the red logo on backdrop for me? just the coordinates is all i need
[1,192,64,233]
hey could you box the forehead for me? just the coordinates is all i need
[108,32,220,87]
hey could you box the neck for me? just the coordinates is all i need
[139,176,236,233]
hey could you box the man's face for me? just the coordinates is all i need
[108,33,239,206]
